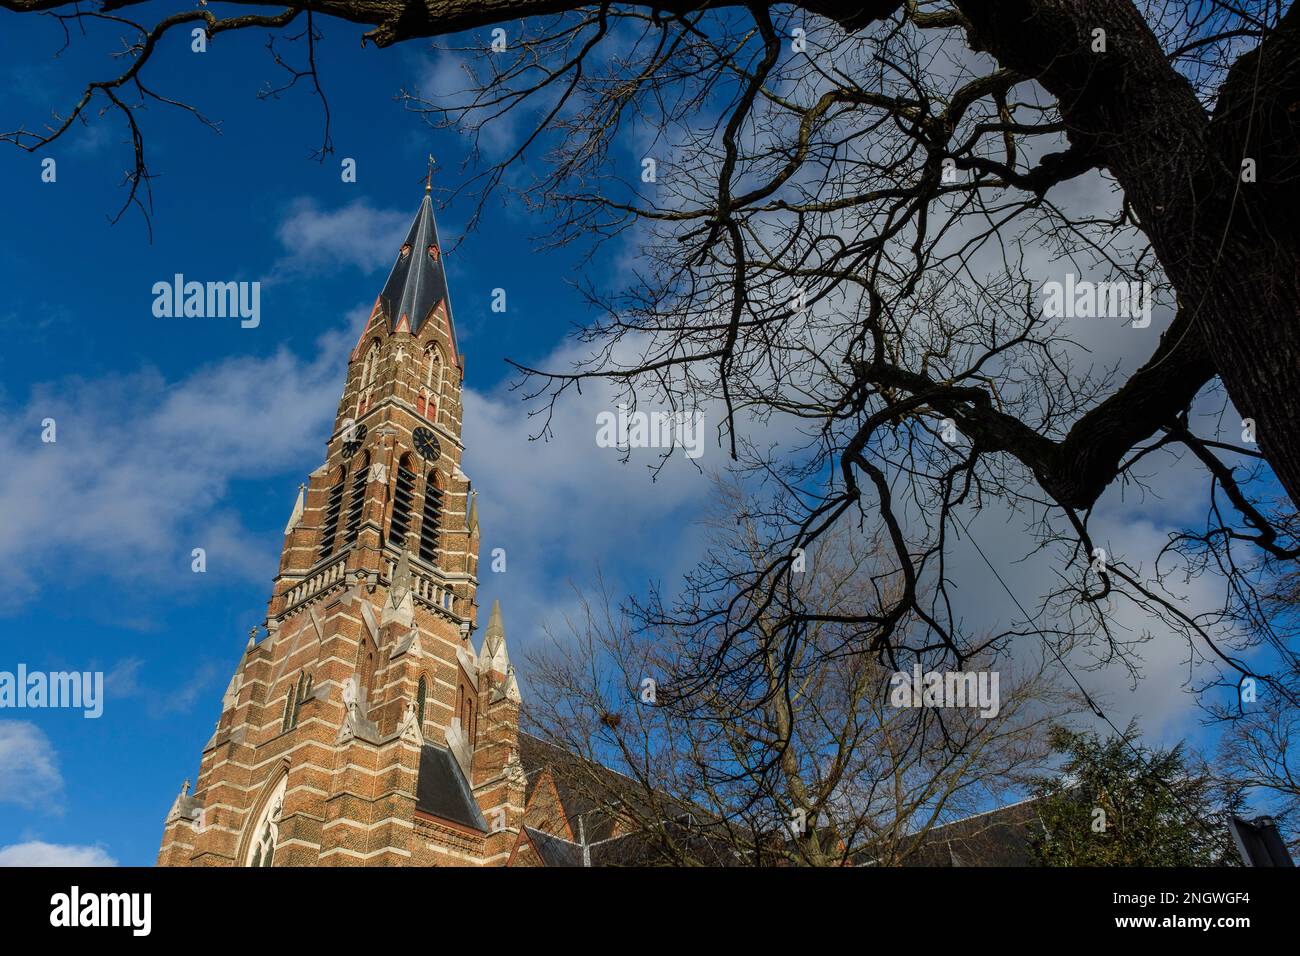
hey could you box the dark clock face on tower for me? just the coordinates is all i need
[341,422,367,458]
[412,426,441,462]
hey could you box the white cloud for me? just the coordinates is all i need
[462,341,724,657]
[936,427,1239,738]
[417,51,523,161]
[0,722,63,811]
[0,318,358,613]
[457,325,1224,736]
[0,841,117,866]
[272,198,409,277]
[105,658,145,699]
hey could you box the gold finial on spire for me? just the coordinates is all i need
[426,154,434,193]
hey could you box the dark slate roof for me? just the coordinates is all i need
[521,827,584,867]
[517,734,738,866]
[898,798,1043,867]
[519,733,644,843]
[519,733,1040,867]
[415,744,488,832]
[378,192,457,342]
[519,822,736,868]
[588,824,737,867]
[517,825,656,868]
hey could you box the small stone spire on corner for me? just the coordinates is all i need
[283,483,306,534]
[478,599,509,674]
[167,777,201,825]
[467,489,478,533]
[391,546,413,599]
[381,546,415,627]
[498,664,521,704]
[484,598,504,644]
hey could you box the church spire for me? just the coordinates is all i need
[163,164,501,871]
[377,186,457,346]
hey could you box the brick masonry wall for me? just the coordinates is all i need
[158,251,529,867]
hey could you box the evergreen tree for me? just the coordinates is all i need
[1032,724,1238,866]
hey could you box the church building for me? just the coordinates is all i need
[154,183,1053,870]
[157,183,621,867]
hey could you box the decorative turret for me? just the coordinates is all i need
[496,664,522,704]
[283,483,305,534]
[478,599,510,680]
[470,600,524,862]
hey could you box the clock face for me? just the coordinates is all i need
[342,422,367,458]
[413,426,441,462]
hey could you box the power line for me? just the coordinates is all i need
[950,509,1227,846]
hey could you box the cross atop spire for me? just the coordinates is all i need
[426,154,434,193]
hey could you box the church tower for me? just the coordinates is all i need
[158,183,526,867]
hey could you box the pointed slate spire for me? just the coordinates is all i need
[377,188,457,345]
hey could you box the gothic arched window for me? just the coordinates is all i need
[362,340,381,387]
[420,347,442,420]
[282,672,313,731]
[418,470,443,564]
[456,680,477,745]
[345,453,370,547]
[245,774,287,868]
[358,340,381,416]
[416,675,427,730]
[317,469,346,561]
[390,455,417,549]
[423,347,439,390]
[356,635,377,702]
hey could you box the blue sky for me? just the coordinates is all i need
[0,12,717,865]
[0,8,1287,866]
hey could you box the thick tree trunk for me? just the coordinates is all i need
[955,0,1300,509]
[1189,252,1300,506]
